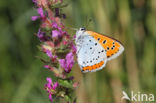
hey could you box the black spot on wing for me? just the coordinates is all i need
[103,40,106,44]
[107,47,109,50]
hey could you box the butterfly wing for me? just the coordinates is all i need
[87,31,124,61]
[76,33,107,73]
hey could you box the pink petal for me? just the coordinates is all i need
[53,82,59,89]
[71,44,77,54]
[52,30,60,38]
[46,77,52,84]
[44,65,50,69]
[32,0,37,3]
[59,59,66,68]
[31,16,39,21]
[52,22,58,28]
[45,49,53,58]
[37,7,44,17]
[66,52,73,62]
[49,94,53,103]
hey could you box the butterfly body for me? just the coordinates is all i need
[75,28,124,73]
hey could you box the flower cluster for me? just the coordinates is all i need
[59,52,74,73]
[32,0,78,102]
[45,78,59,103]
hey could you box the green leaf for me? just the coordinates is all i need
[58,79,73,89]
[65,95,72,102]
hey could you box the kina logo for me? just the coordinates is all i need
[122,91,154,102]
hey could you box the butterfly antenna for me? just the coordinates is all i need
[65,27,78,31]
[85,18,92,29]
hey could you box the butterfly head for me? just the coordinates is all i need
[76,27,86,35]
[75,27,87,43]
[79,27,86,31]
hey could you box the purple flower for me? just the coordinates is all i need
[73,34,76,39]
[52,22,58,28]
[55,8,60,17]
[32,0,37,4]
[62,14,66,19]
[44,49,57,62]
[45,77,59,103]
[59,52,74,73]
[51,22,66,38]
[37,29,48,41]
[71,44,77,54]
[52,30,61,38]
[31,16,39,21]
[49,94,53,103]
[45,49,52,58]
[31,7,46,21]
[37,7,44,18]
[44,65,50,69]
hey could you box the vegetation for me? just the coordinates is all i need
[0,0,155,103]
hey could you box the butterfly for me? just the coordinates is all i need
[75,27,124,73]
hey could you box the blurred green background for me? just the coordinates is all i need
[0,0,156,103]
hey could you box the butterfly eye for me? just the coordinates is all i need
[80,27,86,31]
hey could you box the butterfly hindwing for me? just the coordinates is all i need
[87,31,124,61]
[76,31,107,73]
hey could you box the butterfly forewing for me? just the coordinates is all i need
[87,31,124,61]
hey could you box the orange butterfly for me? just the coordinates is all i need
[75,28,124,73]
